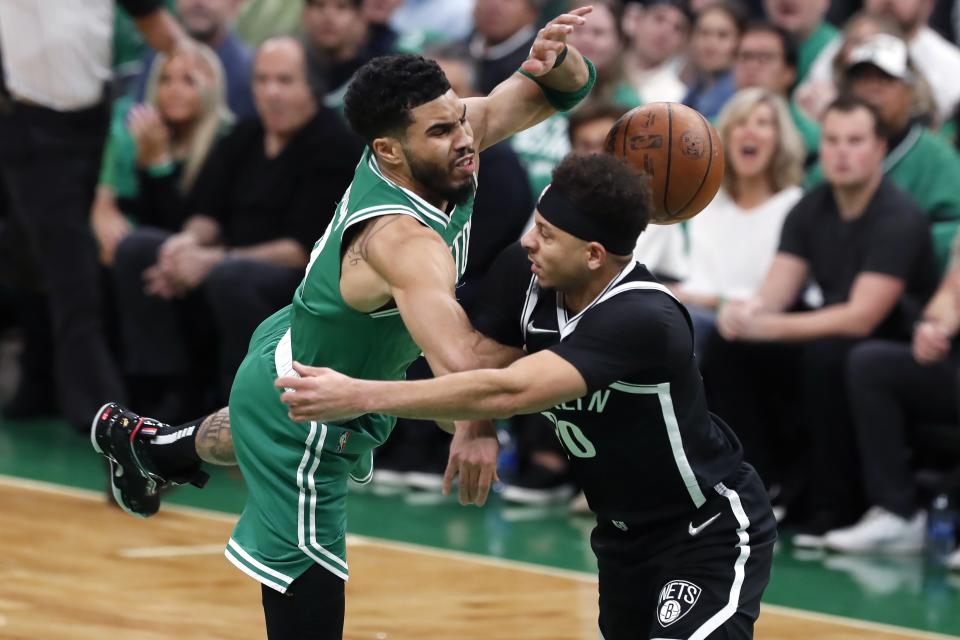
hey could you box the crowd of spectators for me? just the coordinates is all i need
[2,0,960,568]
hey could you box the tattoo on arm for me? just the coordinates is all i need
[345,216,405,266]
[196,408,236,466]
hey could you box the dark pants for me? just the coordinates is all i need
[703,336,865,522]
[594,464,776,640]
[846,340,960,517]
[113,228,302,402]
[261,563,344,640]
[0,101,125,429]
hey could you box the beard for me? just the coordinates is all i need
[405,148,475,207]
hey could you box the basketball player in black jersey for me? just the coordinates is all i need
[278,153,777,640]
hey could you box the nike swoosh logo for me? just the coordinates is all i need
[688,512,721,536]
[526,321,558,335]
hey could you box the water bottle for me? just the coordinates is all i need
[926,494,956,562]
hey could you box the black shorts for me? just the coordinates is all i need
[592,464,777,640]
[261,562,345,640]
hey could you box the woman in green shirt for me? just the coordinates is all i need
[92,44,232,265]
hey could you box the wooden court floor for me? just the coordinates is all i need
[1,477,956,640]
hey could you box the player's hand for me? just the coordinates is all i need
[520,6,592,76]
[913,320,950,365]
[444,421,499,507]
[276,362,365,423]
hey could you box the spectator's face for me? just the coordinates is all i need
[155,53,207,125]
[864,0,932,34]
[522,212,589,289]
[735,31,795,94]
[764,0,829,37]
[176,0,238,42]
[474,0,539,45]
[567,4,622,71]
[570,116,618,154]
[820,107,886,187]
[691,8,739,74]
[362,0,403,25]
[626,5,690,66]
[400,91,477,206]
[253,42,318,137]
[435,58,477,98]
[848,65,913,131]
[726,101,778,181]
[303,0,364,52]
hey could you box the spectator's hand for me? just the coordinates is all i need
[157,231,200,272]
[793,80,836,122]
[128,104,171,168]
[716,299,761,341]
[276,362,365,423]
[444,421,499,507]
[90,188,132,266]
[913,320,951,365]
[521,6,592,76]
[143,263,185,299]
[166,244,226,291]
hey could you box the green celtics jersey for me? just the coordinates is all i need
[225,147,476,589]
[260,145,474,446]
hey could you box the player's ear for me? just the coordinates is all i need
[372,136,404,168]
[585,242,606,271]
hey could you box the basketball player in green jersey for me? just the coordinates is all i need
[92,9,596,639]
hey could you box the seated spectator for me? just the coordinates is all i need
[704,96,938,542]
[235,0,303,47]
[361,0,403,56]
[569,100,629,154]
[823,229,960,554]
[302,0,378,108]
[136,0,255,119]
[567,0,644,107]
[621,0,692,103]
[93,46,232,266]
[469,0,540,94]
[676,87,804,357]
[734,21,820,161]
[112,37,363,419]
[806,33,960,271]
[390,0,475,45]
[796,12,937,125]
[865,0,960,124]
[683,0,746,119]
[764,0,838,85]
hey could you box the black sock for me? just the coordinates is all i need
[148,416,204,483]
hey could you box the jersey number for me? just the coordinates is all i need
[541,412,596,459]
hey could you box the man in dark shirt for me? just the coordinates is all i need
[278,153,778,640]
[707,95,938,544]
[113,36,363,416]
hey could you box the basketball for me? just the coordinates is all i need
[605,102,724,225]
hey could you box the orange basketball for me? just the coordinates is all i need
[605,102,724,225]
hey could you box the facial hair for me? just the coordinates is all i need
[405,146,475,207]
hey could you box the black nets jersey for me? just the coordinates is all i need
[474,243,744,527]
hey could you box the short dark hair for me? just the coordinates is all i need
[741,21,797,70]
[823,94,888,140]
[567,101,629,144]
[550,153,651,254]
[344,54,451,143]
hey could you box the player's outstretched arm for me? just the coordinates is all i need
[278,350,588,424]
[467,6,595,151]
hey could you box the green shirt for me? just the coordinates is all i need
[99,96,139,199]
[805,125,960,271]
[797,22,839,85]
[790,101,821,158]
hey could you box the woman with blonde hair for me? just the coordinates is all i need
[676,87,806,357]
[92,44,233,265]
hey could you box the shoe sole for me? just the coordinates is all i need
[824,540,925,554]
[501,484,575,506]
[89,402,153,519]
[405,472,445,491]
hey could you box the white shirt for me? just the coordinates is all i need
[0,0,115,110]
[681,186,803,300]
[390,0,474,43]
[633,222,689,281]
[908,27,960,123]
[629,58,687,104]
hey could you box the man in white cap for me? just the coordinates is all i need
[806,33,960,271]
